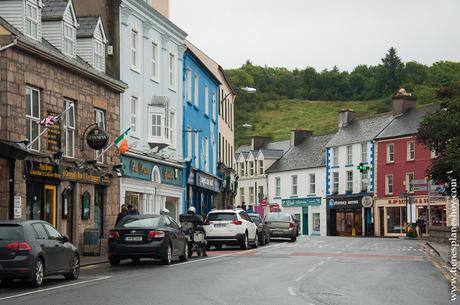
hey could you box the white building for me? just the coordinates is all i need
[267,131,332,236]
[234,137,290,210]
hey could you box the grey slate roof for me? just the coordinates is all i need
[235,139,290,161]
[327,113,393,147]
[42,0,69,21]
[258,149,284,159]
[76,16,99,38]
[266,134,333,173]
[375,105,438,140]
[235,145,251,154]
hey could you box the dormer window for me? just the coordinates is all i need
[76,16,107,71]
[63,23,75,56]
[94,40,104,71]
[25,2,39,39]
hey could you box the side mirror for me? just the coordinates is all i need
[61,234,70,243]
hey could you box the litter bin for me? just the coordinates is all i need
[83,228,101,256]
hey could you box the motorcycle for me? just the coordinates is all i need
[180,214,207,257]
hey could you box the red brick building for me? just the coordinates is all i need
[0,0,126,252]
[374,91,447,237]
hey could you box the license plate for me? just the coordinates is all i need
[214,224,227,228]
[125,236,143,241]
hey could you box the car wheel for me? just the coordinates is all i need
[188,243,194,258]
[64,254,80,280]
[290,235,297,242]
[259,234,266,246]
[266,234,270,244]
[214,244,222,250]
[109,256,120,266]
[131,258,141,264]
[179,242,188,261]
[240,233,249,250]
[205,243,211,251]
[31,258,44,288]
[161,244,172,265]
[253,233,258,248]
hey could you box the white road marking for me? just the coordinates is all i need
[295,275,305,282]
[288,286,297,296]
[307,266,317,273]
[318,261,325,266]
[0,276,111,301]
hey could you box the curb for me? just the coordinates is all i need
[81,259,108,267]
[426,241,460,273]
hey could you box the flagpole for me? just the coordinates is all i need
[95,126,132,162]
[26,106,73,149]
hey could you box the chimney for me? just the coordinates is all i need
[290,129,312,146]
[251,136,272,150]
[392,88,416,116]
[338,109,356,128]
[149,0,170,19]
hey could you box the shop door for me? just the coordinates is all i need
[302,207,308,235]
[44,185,57,227]
[94,186,104,237]
[165,198,178,221]
[354,211,362,236]
[62,188,74,241]
[379,207,385,237]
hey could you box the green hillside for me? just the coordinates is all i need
[235,99,383,147]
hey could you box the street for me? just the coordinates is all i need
[0,236,454,305]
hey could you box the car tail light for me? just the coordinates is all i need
[109,231,120,239]
[232,220,242,225]
[289,222,295,230]
[5,242,32,251]
[148,231,165,239]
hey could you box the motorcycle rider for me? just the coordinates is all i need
[187,206,207,257]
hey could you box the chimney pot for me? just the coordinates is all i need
[392,88,416,116]
[290,129,312,146]
[338,109,355,128]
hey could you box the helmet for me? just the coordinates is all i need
[160,208,170,215]
[187,206,196,214]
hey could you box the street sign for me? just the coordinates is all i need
[413,179,427,185]
[414,186,428,191]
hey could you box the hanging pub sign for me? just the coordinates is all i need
[86,126,109,150]
[46,111,61,152]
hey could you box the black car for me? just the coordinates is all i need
[108,214,188,266]
[0,220,80,287]
[248,213,270,245]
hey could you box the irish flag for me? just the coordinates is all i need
[115,127,131,154]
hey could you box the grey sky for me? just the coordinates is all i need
[170,0,460,71]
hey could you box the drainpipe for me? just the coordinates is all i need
[0,38,18,52]
[8,159,15,220]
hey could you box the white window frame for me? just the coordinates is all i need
[386,175,394,195]
[309,173,316,194]
[194,132,199,168]
[25,86,40,151]
[239,161,245,177]
[332,172,339,194]
[169,112,175,147]
[387,144,394,163]
[361,143,367,163]
[149,112,163,139]
[186,69,192,102]
[151,41,159,81]
[95,108,105,163]
[240,187,245,204]
[169,52,176,90]
[291,175,298,196]
[94,40,104,71]
[187,127,192,160]
[346,170,353,193]
[258,160,264,175]
[131,28,139,70]
[275,177,281,197]
[361,171,368,192]
[249,160,254,176]
[407,141,415,161]
[406,173,415,193]
[249,186,254,204]
[346,145,353,165]
[204,137,209,172]
[63,23,75,57]
[130,96,139,137]
[204,85,209,115]
[332,147,338,166]
[25,3,39,40]
[194,75,199,107]
[63,99,75,158]
[212,92,216,121]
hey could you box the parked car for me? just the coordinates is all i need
[290,214,301,236]
[0,220,80,287]
[265,212,297,242]
[108,214,188,266]
[204,209,258,250]
[248,213,270,245]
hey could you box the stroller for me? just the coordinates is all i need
[179,214,207,257]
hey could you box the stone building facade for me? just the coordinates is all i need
[0,13,126,252]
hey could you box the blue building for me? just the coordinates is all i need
[182,41,221,216]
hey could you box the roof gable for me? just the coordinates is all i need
[41,0,73,22]
[77,16,106,42]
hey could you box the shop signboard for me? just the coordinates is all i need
[86,127,109,150]
[27,161,60,182]
[327,196,362,210]
[13,195,21,219]
[160,165,182,186]
[61,168,111,185]
[121,156,154,181]
[282,197,321,207]
[46,111,61,152]
[197,172,219,192]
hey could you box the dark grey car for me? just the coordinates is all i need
[265,213,297,242]
[248,213,270,245]
[0,220,79,287]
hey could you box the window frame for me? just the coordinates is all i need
[25,2,39,40]
[186,69,192,102]
[131,27,139,70]
[168,52,176,90]
[361,143,367,163]
[130,96,139,137]
[361,171,368,193]
[332,147,338,166]
[386,174,394,195]
[94,108,105,163]
[212,92,216,121]
[25,86,41,152]
[407,141,415,161]
[194,75,199,107]
[387,143,395,163]
[275,177,281,197]
[332,172,339,194]
[204,85,209,116]
[239,187,245,203]
[63,99,75,158]
[151,41,159,81]
[346,145,353,165]
[346,170,353,193]
[249,186,254,204]
[63,23,75,57]
[309,173,316,195]
[406,172,415,193]
[94,40,104,71]
[291,175,298,196]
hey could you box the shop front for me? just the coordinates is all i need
[120,155,183,220]
[374,196,448,237]
[185,167,220,217]
[281,197,323,236]
[327,195,374,236]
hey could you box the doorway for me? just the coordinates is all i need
[44,185,57,227]
[94,186,104,238]
[379,207,385,236]
[302,207,308,235]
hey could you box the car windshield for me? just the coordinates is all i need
[250,216,261,225]
[0,224,24,240]
[207,213,237,221]
[119,217,161,228]
[266,213,291,222]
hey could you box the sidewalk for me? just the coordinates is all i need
[80,255,108,267]
[426,241,460,272]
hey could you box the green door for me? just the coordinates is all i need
[302,207,308,235]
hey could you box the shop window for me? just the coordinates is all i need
[94,186,104,237]
[25,86,41,151]
[361,171,368,192]
[312,213,320,232]
[81,191,91,220]
[387,207,407,234]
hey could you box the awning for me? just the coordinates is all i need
[0,140,29,160]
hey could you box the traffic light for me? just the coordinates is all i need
[357,162,370,173]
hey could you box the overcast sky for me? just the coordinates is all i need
[170,0,460,71]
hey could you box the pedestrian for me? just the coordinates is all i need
[417,215,425,237]
[241,202,247,211]
[247,205,254,213]
[127,204,140,215]
[115,204,128,225]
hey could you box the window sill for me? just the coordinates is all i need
[385,193,394,197]
[331,166,340,169]
[345,164,354,168]
[204,113,209,119]
[168,87,177,93]
[150,77,160,84]
[406,159,415,162]
[130,67,141,74]
[290,195,298,198]
[273,196,281,199]
[186,100,193,105]
[386,161,395,164]
[193,105,199,111]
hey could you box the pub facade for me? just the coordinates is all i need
[0,3,126,252]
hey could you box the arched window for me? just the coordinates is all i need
[152,166,161,183]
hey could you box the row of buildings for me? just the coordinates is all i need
[235,90,454,237]
[0,0,237,249]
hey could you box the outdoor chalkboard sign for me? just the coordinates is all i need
[81,191,91,220]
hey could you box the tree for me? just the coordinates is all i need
[379,47,404,94]
[417,81,460,191]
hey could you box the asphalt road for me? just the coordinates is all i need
[0,236,456,305]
